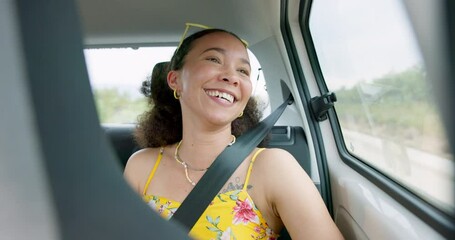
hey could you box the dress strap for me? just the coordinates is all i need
[243,148,266,190]
[142,147,164,196]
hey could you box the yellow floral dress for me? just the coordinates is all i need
[142,148,279,240]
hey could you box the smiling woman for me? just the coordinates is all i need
[123,28,344,239]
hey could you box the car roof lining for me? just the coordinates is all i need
[77,0,278,46]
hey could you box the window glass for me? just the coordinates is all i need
[84,47,174,124]
[84,47,269,124]
[309,0,454,214]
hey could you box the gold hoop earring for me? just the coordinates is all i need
[238,111,243,118]
[173,89,180,99]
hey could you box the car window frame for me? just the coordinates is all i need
[280,0,334,215]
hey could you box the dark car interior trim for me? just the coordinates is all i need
[15,0,189,238]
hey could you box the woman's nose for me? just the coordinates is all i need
[221,68,239,86]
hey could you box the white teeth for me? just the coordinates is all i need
[220,92,234,103]
[206,90,234,103]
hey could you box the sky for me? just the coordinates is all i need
[309,0,423,90]
[84,47,175,97]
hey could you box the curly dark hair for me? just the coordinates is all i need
[134,29,265,148]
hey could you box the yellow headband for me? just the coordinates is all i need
[178,22,249,48]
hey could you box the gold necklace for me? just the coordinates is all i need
[174,135,236,186]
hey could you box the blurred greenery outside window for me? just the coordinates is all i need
[309,0,454,214]
[84,47,174,124]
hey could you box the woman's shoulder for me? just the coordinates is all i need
[123,147,164,192]
[129,147,161,160]
[252,147,310,186]
[254,147,296,165]
[125,147,164,171]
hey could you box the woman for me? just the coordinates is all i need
[124,28,344,239]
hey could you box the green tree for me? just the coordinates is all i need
[93,88,148,124]
[334,66,450,157]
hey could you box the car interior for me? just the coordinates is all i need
[1,0,454,239]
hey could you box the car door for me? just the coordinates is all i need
[282,0,454,239]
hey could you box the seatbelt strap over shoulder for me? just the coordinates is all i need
[171,94,294,231]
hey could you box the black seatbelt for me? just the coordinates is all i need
[171,93,294,231]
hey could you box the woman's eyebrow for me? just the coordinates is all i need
[201,47,251,67]
[201,47,225,55]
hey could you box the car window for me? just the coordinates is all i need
[84,47,270,124]
[309,0,454,214]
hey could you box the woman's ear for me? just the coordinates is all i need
[167,70,179,90]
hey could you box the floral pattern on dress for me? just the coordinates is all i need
[220,227,235,240]
[232,197,259,225]
[144,190,279,239]
[144,195,179,220]
[143,153,279,240]
[206,215,237,240]
[251,223,278,240]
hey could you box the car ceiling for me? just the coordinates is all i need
[76,0,279,47]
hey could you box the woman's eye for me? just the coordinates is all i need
[238,69,250,76]
[207,57,220,63]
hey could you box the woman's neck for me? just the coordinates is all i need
[177,128,234,169]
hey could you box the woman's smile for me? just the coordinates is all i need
[205,89,236,104]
